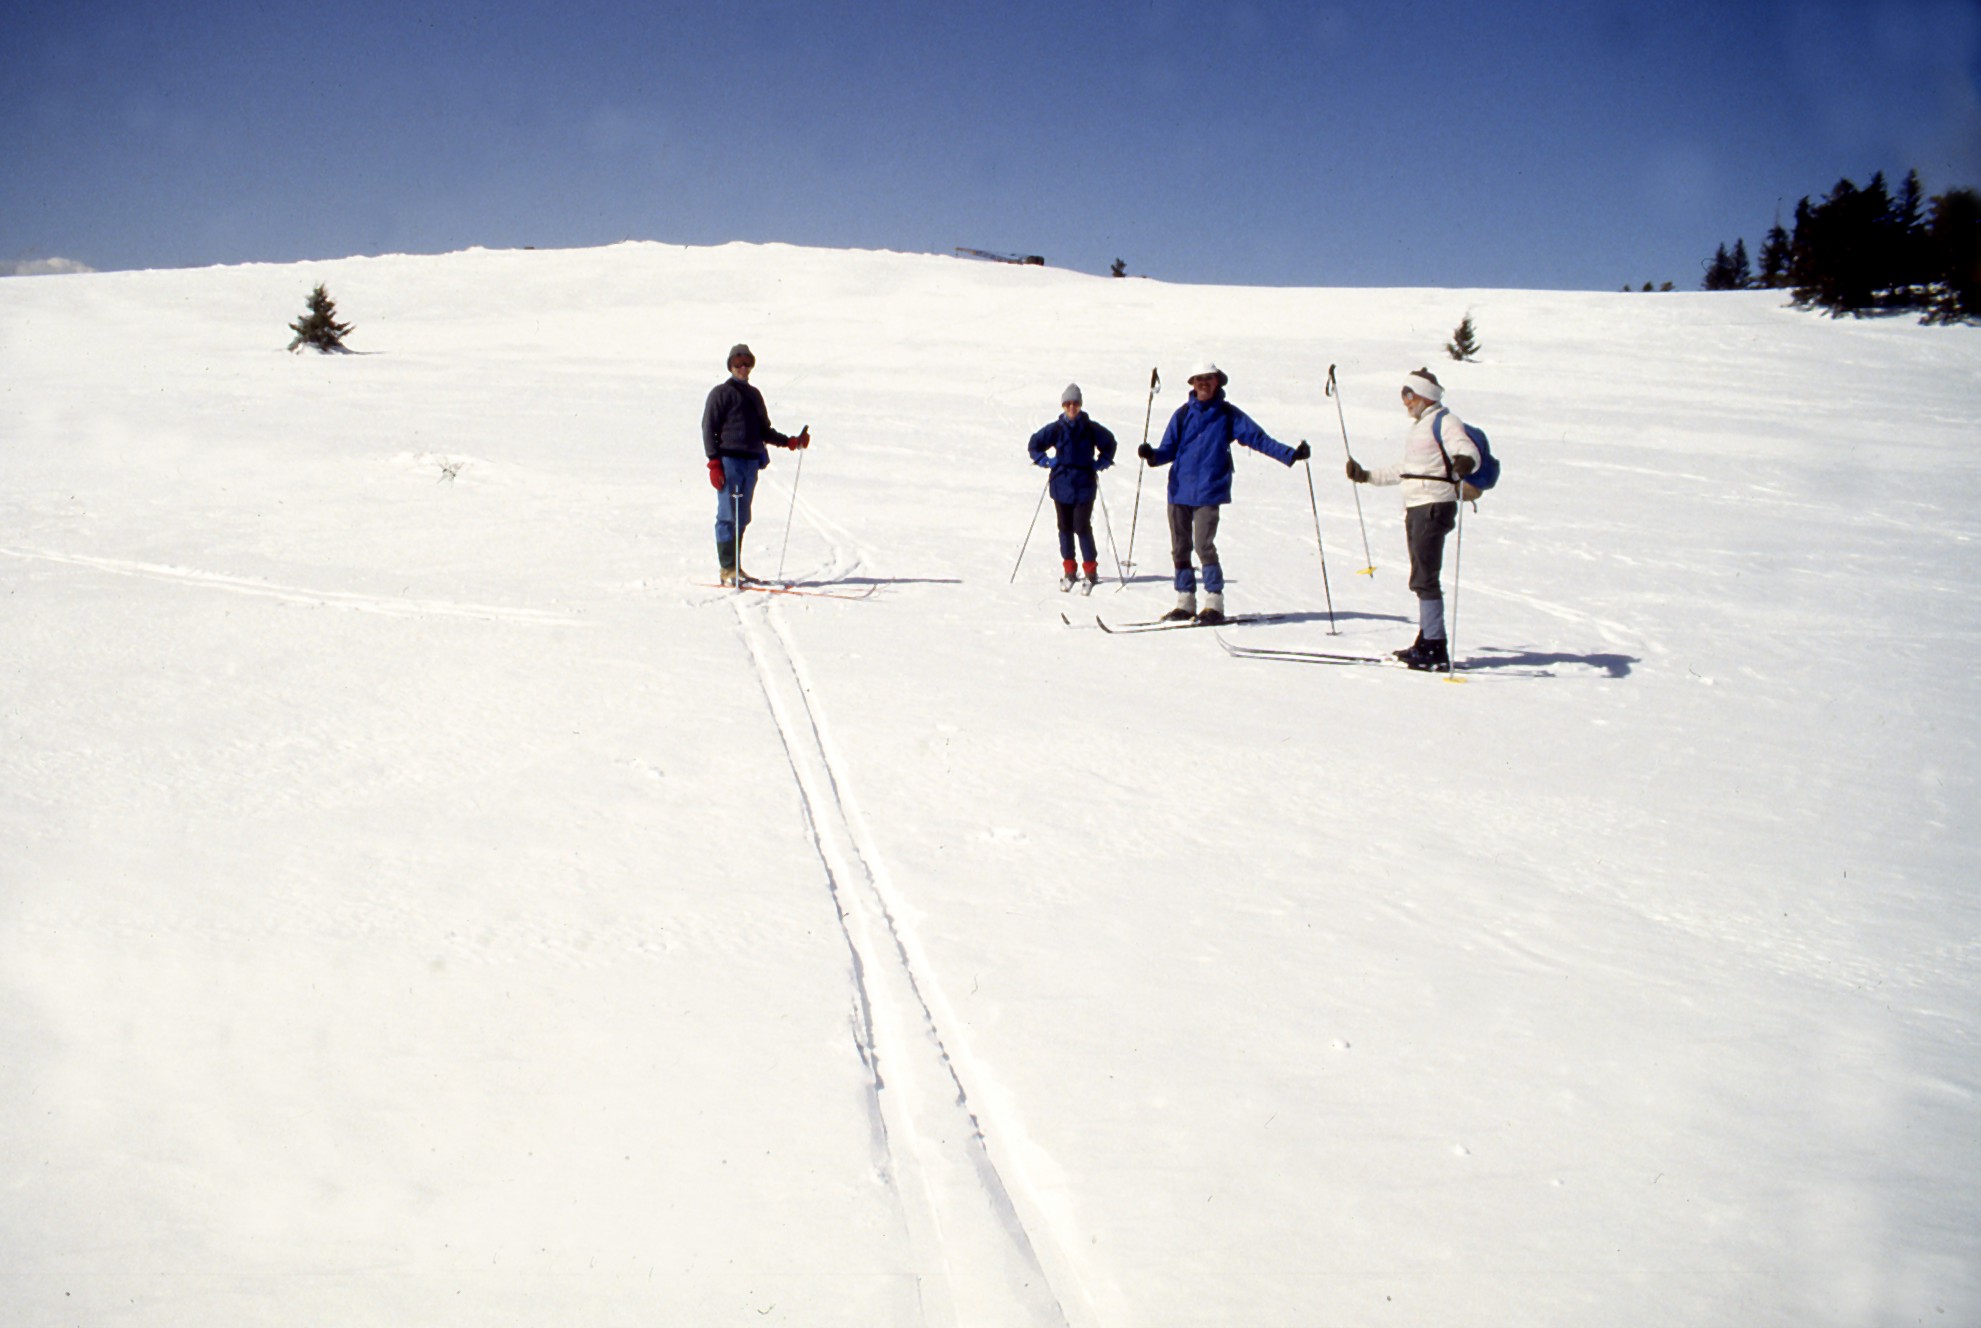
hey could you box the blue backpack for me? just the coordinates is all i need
[1432,409,1500,496]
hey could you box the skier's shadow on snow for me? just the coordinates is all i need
[1461,648,1638,678]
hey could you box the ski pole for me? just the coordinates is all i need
[1326,364,1376,576]
[774,445,806,582]
[1122,367,1159,581]
[1446,500,1465,679]
[732,481,747,588]
[1009,475,1050,584]
[1301,454,1338,634]
[1096,484,1126,586]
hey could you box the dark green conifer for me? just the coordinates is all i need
[1758,224,1791,288]
[1924,187,1981,324]
[287,283,354,353]
[1444,313,1480,362]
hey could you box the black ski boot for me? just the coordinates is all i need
[1396,635,1450,672]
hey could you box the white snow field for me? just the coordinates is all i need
[3,242,1977,1327]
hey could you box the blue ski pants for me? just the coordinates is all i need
[715,457,761,566]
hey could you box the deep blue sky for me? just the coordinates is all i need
[6,0,1978,289]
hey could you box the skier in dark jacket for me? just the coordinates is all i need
[702,343,808,584]
[1137,361,1309,623]
[1027,383,1118,593]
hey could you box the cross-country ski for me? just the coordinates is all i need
[1215,633,1554,678]
[1095,611,1291,633]
[697,578,877,601]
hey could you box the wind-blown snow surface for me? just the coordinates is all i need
[3,242,1978,1327]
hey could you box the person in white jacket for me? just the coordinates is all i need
[1345,367,1480,671]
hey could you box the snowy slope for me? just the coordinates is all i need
[2,242,1977,1327]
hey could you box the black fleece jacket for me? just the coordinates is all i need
[701,376,789,461]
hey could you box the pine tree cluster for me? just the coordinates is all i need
[1702,169,1980,324]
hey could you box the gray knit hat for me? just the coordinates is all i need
[727,343,755,367]
[1061,383,1082,405]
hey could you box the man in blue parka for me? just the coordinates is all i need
[1027,383,1118,592]
[1137,361,1309,623]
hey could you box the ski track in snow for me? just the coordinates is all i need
[777,476,879,583]
[0,545,590,625]
[1457,577,1658,658]
[732,591,1087,1328]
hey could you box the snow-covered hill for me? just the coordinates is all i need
[3,242,1977,1327]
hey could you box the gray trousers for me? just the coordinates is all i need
[1167,504,1224,593]
[1405,502,1457,601]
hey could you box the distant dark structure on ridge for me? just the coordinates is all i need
[956,247,1045,267]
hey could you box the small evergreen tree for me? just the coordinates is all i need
[287,283,354,353]
[1786,196,1816,295]
[1445,312,1480,361]
[1860,171,1901,306]
[1924,187,1981,324]
[1729,238,1752,288]
[1703,241,1757,291]
[1890,169,1932,301]
[1109,258,1127,278]
[1758,223,1791,287]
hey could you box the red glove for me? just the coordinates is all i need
[707,458,724,490]
[789,426,811,450]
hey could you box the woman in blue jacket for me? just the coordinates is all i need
[1136,362,1309,623]
[1028,384,1118,593]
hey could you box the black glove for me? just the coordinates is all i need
[1137,443,1154,462]
[1451,454,1476,478]
[1292,441,1311,462]
[1345,459,1369,483]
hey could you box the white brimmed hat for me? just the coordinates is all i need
[1185,361,1228,387]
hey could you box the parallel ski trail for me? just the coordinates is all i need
[0,545,587,625]
[734,596,1083,1328]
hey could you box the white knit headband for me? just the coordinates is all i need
[1403,373,1444,403]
